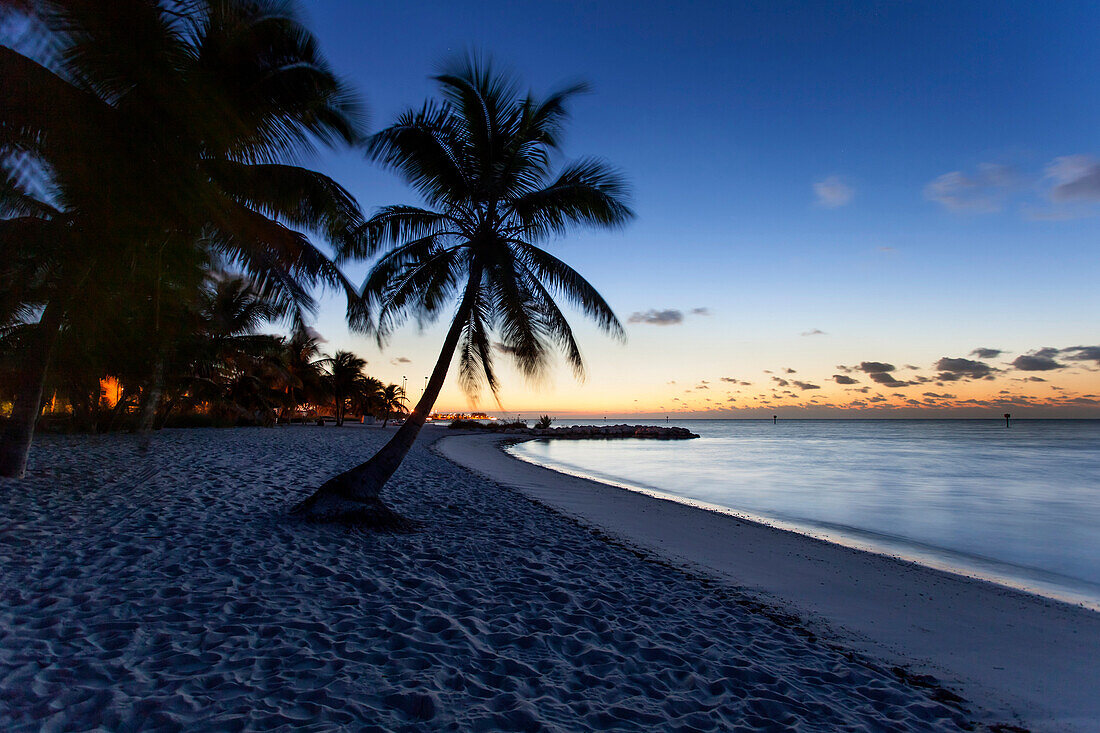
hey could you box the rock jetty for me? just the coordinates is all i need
[522,424,698,439]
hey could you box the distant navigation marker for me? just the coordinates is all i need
[773,415,778,425]
[1004,413,1011,428]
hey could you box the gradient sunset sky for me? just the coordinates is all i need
[300,0,1099,417]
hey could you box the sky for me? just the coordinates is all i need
[296,0,1099,417]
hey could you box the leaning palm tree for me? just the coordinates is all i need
[293,59,633,526]
[0,0,365,476]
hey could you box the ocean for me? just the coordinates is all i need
[507,419,1100,609]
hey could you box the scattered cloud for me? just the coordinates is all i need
[1061,345,1100,365]
[629,307,713,325]
[784,368,797,374]
[1046,155,1100,203]
[391,356,411,365]
[924,163,1015,213]
[1012,353,1064,371]
[772,377,790,387]
[793,381,820,390]
[934,357,995,381]
[813,175,854,208]
[833,375,858,385]
[970,347,1002,359]
[801,328,827,336]
[857,361,896,374]
[868,372,913,388]
[304,327,326,343]
[628,309,683,325]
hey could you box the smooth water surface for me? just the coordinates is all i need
[508,420,1100,607]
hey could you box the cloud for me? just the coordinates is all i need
[771,377,790,387]
[934,357,994,381]
[793,381,820,391]
[304,326,327,343]
[1046,155,1100,203]
[690,307,711,316]
[868,372,913,388]
[924,163,1015,213]
[858,361,896,374]
[390,356,412,365]
[833,375,858,385]
[784,368,797,374]
[628,309,683,325]
[801,328,826,336]
[813,175,854,208]
[1012,353,1064,371]
[970,347,1002,359]
[1060,345,1100,365]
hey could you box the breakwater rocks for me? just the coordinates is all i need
[524,424,699,439]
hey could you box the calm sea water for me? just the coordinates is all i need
[508,419,1100,608]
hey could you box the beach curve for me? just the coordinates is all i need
[436,432,1100,732]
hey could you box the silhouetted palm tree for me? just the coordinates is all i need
[294,59,633,526]
[279,328,329,423]
[0,0,365,476]
[321,350,370,427]
[378,383,407,428]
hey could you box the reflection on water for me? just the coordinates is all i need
[508,420,1100,608]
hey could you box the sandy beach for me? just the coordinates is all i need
[0,425,988,731]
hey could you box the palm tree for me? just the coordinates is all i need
[321,350,370,427]
[293,59,633,526]
[279,328,329,423]
[0,0,366,476]
[378,383,407,428]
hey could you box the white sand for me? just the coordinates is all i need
[438,433,1100,732]
[0,426,979,730]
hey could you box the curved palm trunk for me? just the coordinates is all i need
[292,271,480,527]
[0,303,62,478]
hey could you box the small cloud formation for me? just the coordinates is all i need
[924,163,1015,213]
[1046,155,1100,203]
[793,381,820,391]
[628,309,683,326]
[833,374,858,385]
[304,326,327,343]
[801,328,827,336]
[784,368,797,374]
[1012,351,1064,371]
[934,357,995,381]
[391,356,412,365]
[970,347,1002,359]
[858,361,896,374]
[691,307,711,316]
[813,175,854,208]
[1061,345,1100,365]
[868,372,913,388]
[771,377,790,387]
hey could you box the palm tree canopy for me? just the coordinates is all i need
[1,0,367,325]
[341,58,633,400]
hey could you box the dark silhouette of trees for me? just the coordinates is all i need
[0,0,366,475]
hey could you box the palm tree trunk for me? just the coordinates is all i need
[0,302,62,478]
[292,269,481,527]
[136,354,166,449]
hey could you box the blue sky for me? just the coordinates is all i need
[299,1,1099,416]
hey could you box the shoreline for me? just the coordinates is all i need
[505,435,1100,613]
[436,432,1100,731]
